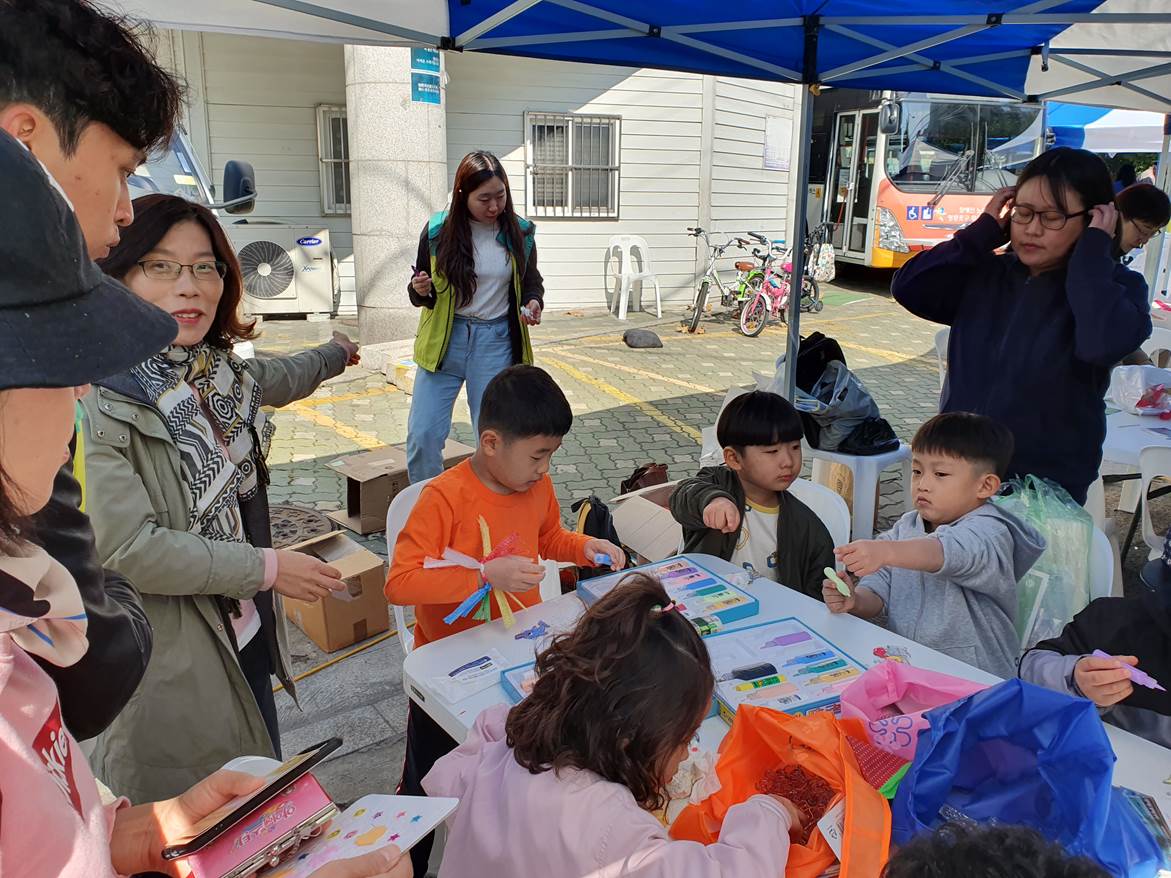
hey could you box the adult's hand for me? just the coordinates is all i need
[1088,203,1120,235]
[522,300,542,326]
[411,271,433,298]
[110,769,267,877]
[982,187,1015,229]
[309,845,413,878]
[273,549,346,601]
[332,331,361,366]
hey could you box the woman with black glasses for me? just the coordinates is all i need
[893,147,1151,505]
[80,195,362,802]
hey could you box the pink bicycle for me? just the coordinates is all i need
[738,224,828,337]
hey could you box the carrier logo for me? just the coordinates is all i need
[297,236,323,246]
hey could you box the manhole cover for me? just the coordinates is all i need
[270,504,333,549]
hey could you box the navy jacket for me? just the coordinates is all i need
[893,213,1151,504]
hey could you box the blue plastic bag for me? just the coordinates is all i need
[891,680,1163,877]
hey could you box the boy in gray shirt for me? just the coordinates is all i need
[823,413,1045,679]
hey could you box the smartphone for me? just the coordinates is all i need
[162,738,342,861]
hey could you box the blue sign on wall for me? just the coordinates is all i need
[411,72,441,105]
[411,48,440,73]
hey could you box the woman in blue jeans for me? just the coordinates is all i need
[406,151,544,482]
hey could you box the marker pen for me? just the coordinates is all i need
[735,674,787,691]
[783,650,836,667]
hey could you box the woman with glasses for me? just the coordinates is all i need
[1117,183,1170,263]
[893,147,1151,505]
[80,194,362,802]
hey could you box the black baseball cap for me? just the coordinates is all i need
[0,130,177,391]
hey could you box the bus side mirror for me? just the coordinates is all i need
[219,160,257,215]
[879,101,901,135]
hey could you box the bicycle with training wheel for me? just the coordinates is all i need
[738,223,831,338]
[684,227,770,333]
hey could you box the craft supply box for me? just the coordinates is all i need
[283,532,388,652]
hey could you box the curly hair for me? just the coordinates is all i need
[883,823,1110,878]
[97,195,257,349]
[506,573,714,812]
[0,0,184,155]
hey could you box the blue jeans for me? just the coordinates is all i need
[407,314,514,482]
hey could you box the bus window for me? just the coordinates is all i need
[129,135,214,205]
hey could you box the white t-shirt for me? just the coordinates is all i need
[458,220,513,320]
[730,499,780,580]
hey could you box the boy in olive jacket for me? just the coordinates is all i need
[670,391,833,599]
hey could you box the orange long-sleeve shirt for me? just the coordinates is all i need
[385,460,591,647]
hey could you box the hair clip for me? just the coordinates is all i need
[653,601,678,616]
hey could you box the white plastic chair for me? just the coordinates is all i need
[808,443,913,540]
[1138,445,1171,560]
[788,478,851,549]
[934,327,949,393]
[384,478,433,655]
[1088,525,1116,600]
[606,235,662,320]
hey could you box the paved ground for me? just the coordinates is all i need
[252,267,1164,848]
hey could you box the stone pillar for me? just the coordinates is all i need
[345,45,448,344]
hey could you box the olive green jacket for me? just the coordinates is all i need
[80,342,348,803]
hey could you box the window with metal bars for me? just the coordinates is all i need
[525,112,620,219]
[316,105,351,216]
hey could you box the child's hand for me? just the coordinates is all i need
[703,497,741,533]
[822,570,856,614]
[1074,654,1138,707]
[483,555,545,593]
[834,540,889,578]
[769,795,806,838]
[585,539,625,571]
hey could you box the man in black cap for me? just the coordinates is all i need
[0,0,184,738]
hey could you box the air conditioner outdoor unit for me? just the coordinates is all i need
[227,225,335,316]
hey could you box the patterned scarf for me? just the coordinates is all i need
[0,544,88,667]
[132,344,274,543]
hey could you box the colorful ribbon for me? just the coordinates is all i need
[429,516,527,627]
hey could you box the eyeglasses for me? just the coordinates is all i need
[137,259,227,281]
[1010,204,1090,231]
[1129,217,1162,244]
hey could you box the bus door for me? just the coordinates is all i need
[827,110,879,260]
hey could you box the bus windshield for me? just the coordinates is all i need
[884,99,1043,195]
[129,135,214,205]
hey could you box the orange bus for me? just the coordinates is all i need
[808,90,1044,269]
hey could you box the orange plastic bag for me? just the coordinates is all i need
[671,706,890,878]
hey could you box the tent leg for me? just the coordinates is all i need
[1144,117,1171,304]
[783,89,816,402]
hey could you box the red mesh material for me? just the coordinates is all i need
[756,765,836,841]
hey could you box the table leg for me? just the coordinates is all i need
[1121,497,1142,566]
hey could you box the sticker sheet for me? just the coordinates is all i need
[270,795,458,877]
[707,618,867,718]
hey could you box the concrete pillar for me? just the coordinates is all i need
[345,45,448,344]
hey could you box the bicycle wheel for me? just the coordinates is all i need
[688,280,710,333]
[739,292,769,337]
[800,276,821,312]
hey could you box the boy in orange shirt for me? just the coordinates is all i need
[387,364,623,875]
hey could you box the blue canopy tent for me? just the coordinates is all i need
[109,0,1171,394]
[1048,101,1166,153]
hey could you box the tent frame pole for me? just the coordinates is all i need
[784,84,816,402]
[1145,118,1171,304]
[251,0,441,43]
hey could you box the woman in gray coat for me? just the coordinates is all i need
[83,195,359,802]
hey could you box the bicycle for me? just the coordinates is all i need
[684,227,769,333]
[739,223,830,338]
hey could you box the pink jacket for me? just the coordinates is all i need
[423,705,792,878]
[0,636,120,877]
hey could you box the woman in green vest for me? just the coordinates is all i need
[406,151,544,481]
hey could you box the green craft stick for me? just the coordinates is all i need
[824,567,852,597]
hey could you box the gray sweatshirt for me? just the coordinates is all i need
[859,504,1046,679]
[1018,650,1171,750]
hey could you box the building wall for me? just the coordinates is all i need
[156,30,358,311]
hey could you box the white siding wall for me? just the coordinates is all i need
[709,79,801,272]
[445,54,705,310]
[156,31,357,311]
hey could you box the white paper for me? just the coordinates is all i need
[815,797,846,862]
[431,649,508,704]
[764,114,793,171]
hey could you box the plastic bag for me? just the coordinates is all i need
[991,475,1090,649]
[671,705,890,878]
[892,680,1164,878]
[838,663,988,761]
[1110,364,1171,415]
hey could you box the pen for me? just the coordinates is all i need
[735,674,787,691]
[783,650,835,667]
[796,659,848,676]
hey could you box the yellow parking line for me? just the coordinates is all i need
[287,403,384,450]
[296,384,398,408]
[542,355,702,444]
[544,348,719,394]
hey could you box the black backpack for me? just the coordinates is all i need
[570,494,630,583]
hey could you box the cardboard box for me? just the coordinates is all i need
[610,493,683,565]
[326,439,474,534]
[282,531,389,652]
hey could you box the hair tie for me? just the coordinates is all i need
[653,601,678,616]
